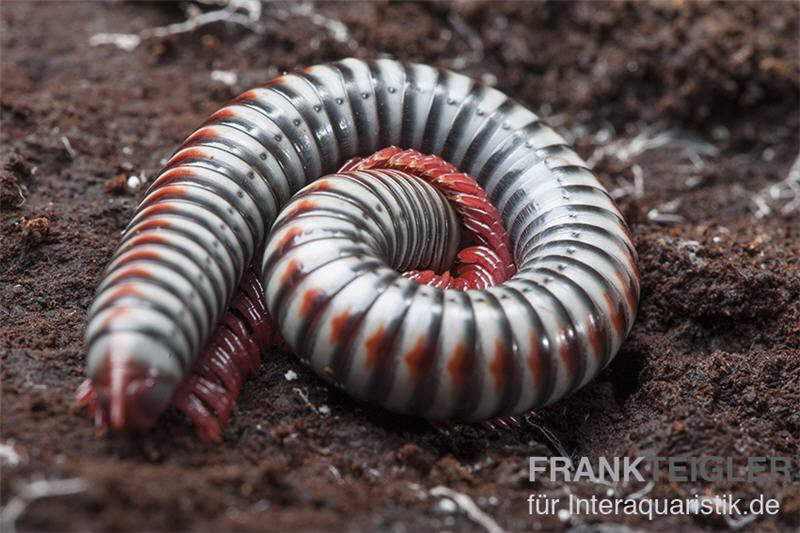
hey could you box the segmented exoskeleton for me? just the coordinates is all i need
[79,58,639,439]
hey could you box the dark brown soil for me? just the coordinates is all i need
[1,1,798,531]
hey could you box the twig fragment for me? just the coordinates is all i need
[1,478,88,533]
[277,2,357,49]
[647,198,685,224]
[60,136,77,160]
[430,486,505,533]
[90,0,262,51]
[447,10,484,69]
[751,153,800,218]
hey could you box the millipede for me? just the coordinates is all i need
[77,58,640,442]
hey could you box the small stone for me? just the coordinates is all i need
[127,175,142,192]
[436,498,457,513]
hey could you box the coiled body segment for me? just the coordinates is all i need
[83,58,639,429]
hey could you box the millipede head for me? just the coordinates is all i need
[83,332,180,431]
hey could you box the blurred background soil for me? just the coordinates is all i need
[1,1,798,531]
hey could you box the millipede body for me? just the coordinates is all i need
[80,58,639,438]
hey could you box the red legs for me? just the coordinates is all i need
[170,269,276,442]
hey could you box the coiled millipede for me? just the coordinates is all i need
[77,58,639,442]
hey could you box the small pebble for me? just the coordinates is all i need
[211,70,238,86]
[127,175,143,192]
[436,498,457,513]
